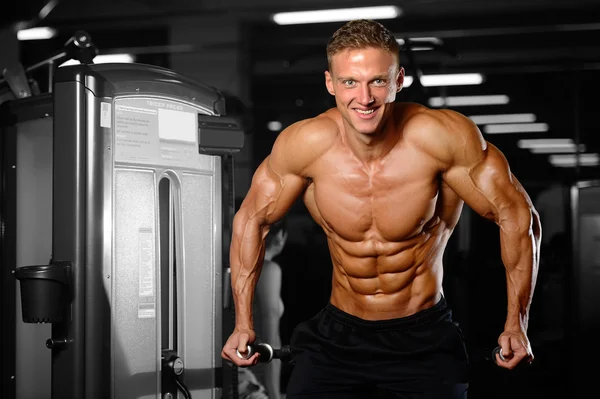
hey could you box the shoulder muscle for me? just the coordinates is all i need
[269,114,338,178]
[404,108,487,171]
[238,115,338,227]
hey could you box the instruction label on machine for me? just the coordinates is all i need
[138,228,156,318]
[113,97,204,169]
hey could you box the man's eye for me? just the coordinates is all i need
[343,80,355,86]
[374,79,386,85]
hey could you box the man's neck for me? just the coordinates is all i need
[343,107,400,164]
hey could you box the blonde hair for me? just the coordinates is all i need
[326,19,400,70]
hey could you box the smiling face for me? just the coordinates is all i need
[325,47,404,136]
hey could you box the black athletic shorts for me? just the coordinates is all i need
[286,296,469,398]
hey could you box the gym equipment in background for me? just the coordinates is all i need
[1,31,244,399]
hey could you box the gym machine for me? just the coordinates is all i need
[1,32,244,399]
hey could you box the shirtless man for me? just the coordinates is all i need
[222,19,541,398]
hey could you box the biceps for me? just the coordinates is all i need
[241,157,307,226]
[443,147,529,224]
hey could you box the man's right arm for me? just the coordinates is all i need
[222,118,331,364]
[229,155,305,332]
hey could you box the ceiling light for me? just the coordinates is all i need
[59,54,136,67]
[272,6,402,25]
[403,73,482,89]
[421,73,483,87]
[267,121,283,131]
[549,153,599,167]
[94,54,136,64]
[518,138,572,147]
[484,123,548,134]
[411,46,435,51]
[518,138,586,153]
[396,37,443,51]
[17,27,57,41]
[529,145,586,154]
[429,95,509,107]
[469,113,536,124]
[408,37,443,45]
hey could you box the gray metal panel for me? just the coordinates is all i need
[578,214,600,317]
[571,181,600,334]
[179,158,221,398]
[113,168,159,399]
[86,87,114,399]
[51,78,87,399]
[110,94,225,398]
[44,66,236,399]
[213,156,223,398]
[15,117,53,399]
[54,63,226,115]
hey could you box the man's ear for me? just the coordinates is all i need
[396,67,405,92]
[325,70,335,95]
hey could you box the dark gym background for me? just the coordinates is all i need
[2,0,600,398]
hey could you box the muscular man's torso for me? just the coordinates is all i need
[301,103,464,320]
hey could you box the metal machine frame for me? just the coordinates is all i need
[1,62,244,399]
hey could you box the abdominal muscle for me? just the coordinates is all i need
[299,134,461,321]
[325,227,446,321]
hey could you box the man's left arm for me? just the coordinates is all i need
[434,110,542,369]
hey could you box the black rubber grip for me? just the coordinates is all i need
[273,345,292,361]
[237,343,292,363]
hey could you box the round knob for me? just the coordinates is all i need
[172,357,184,376]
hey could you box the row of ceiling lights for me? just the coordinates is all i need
[270,4,597,168]
[14,6,597,169]
[271,6,596,169]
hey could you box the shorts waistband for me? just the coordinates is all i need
[324,296,449,330]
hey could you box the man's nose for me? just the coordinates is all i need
[358,85,374,105]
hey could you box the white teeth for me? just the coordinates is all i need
[356,109,374,114]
